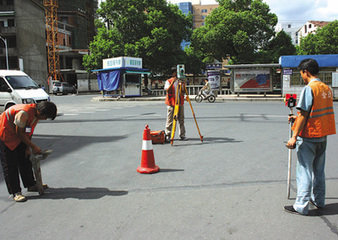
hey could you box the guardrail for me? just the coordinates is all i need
[150,85,232,96]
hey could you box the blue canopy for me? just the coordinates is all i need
[92,67,150,91]
[97,70,120,91]
[279,54,338,68]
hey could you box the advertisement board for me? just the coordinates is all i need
[234,69,271,92]
[103,57,142,69]
[207,70,220,89]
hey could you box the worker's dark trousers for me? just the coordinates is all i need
[0,141,35,195]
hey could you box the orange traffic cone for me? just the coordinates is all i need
[137,125,159,174]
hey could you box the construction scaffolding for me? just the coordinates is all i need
[44,0,60,82]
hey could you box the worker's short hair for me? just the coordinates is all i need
[37,101,57,120]
[171,67,177,73]
[298,58,319,75]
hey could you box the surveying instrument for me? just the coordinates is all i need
[170,64,203,145]
[285,94,297,199]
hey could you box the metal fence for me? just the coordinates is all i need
[150,85,231,96]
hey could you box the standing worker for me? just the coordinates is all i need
[164,67,186,142]
[285,59,336,215]
[0,101,57,202]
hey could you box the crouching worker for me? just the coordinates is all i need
[0,102,57,202]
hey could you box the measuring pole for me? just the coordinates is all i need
[285,94,297,199]
[287,108,294,199]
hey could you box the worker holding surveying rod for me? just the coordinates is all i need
[284,59,336,215]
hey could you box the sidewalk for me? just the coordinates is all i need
[92,94,285,102]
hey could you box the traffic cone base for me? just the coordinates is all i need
[137,165,160,174]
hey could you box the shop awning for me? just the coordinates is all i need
[279,54,338,68]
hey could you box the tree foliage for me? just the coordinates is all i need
[190,0,278,64]
[83,0,192,74]
[298,20,338,55]
[256,30,296,63]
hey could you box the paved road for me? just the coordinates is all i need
[1,94,338,239]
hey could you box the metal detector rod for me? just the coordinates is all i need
[287,107,294,199]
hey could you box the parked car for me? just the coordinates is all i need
[0,70,50,112]
[52,81,76,95]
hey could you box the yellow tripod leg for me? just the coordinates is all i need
[170,82,181,145]
[183,84,203,142]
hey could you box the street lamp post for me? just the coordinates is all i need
[0,35,9,70]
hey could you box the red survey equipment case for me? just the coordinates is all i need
[150,130,165,144]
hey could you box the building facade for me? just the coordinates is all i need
[0,0,97,89]
[0,0,48,86]
[172,0,218,49]
[57,0,98,86]
[296,21,331,46]
[192,3,218,29]
[275,22,304,45]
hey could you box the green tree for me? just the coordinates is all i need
[83,0,192,74]
[190,0,277,64]
[298,20,338,55]
[256,30,296,63]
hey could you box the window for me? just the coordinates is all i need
[309,24,312,28]
[304,25,307,33]
[7,36,16,48]
[6,0,13,5]
[290,72,303,86]
[318,71,332,85]
[288,24,291,28]
[60,17,68,24]
[201,9,207,13]
[290,70,334,86]
[0,78,10,92]
[7,19,14,27]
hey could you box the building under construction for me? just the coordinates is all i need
[0,0,97,88]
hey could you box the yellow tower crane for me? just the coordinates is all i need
[44,0,61,84]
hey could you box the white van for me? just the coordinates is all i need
[0,70,50,112]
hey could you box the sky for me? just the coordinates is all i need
[98,0,338,23]
[196,0,338,22]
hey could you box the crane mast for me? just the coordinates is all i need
[44,0,61,82]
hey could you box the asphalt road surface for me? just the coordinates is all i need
[1,94,338,240]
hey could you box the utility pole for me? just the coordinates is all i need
[0,35,9,70]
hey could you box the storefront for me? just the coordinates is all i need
[280,54,338,97]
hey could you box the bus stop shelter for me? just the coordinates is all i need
[223,63,280,95]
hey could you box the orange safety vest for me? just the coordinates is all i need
[293,80,336,138]
[165,77,185,107]
[0,104,38,150]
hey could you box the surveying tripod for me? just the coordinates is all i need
[170,80,203,145]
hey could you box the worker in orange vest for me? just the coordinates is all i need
[285,59,336,215]
[0,102,57,202]
[164,67,186,142]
